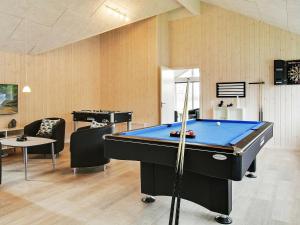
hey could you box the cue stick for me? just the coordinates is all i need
[174,81,190,225]
[169,79,190,225]
[249,81,265,121]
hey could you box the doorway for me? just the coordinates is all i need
[160,67,200,124]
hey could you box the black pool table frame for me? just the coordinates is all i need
[104,119,273,223]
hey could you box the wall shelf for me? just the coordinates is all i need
[213,107,245,120]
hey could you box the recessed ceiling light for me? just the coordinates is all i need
[105,5,129,22]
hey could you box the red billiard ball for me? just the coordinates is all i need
[185,130,196,138]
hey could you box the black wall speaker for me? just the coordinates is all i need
[274,60,287,85]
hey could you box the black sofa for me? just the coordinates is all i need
[24,118,66,155]
[70,125,112,172]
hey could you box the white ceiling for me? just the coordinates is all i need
[201,0,300,35]
[0,0,181,54]
[0,0,299,54]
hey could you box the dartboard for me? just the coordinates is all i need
[287,60,300,84]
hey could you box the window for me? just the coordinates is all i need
[175,82,200,113]
[174,69,200,120]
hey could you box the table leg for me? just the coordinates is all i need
[23,147,28,180]
[127,122,132,131]
[215,215,232,224]
[51,143,56,170]
[141,195,156,203]
[246,159,257,178]
[1,131,9,158]
[112,124,116,133]
[73,121,77,131]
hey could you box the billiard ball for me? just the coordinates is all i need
[170,130,180,137]
[217,122,221,126]
[186,130,196,138]
[187,130,194,135]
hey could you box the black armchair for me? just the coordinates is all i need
[188,108,200,119]
[24,118,66,155]
[70,125,113,172]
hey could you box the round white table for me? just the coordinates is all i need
[0,136,56,180]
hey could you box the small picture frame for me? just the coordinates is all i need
[216,82,246,98]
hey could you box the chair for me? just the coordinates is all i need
[70,124,112,173]
[24,118,66,155]
[174,108,200,122]
[188,108,200,119]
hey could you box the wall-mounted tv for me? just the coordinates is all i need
[0,84,18,115]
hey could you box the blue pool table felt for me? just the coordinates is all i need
[121,119,264,146]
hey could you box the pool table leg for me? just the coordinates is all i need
[215,215,232,224]
[141,195,156,203]
[246,159,257,178]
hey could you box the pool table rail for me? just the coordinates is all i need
[104,121,273,181]
[232,121,273,155]
[105,120,273,156]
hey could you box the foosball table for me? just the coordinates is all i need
[72,110,132,132]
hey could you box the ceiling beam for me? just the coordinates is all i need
[176,0,201,15]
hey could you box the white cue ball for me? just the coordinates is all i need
[217,122,221,126]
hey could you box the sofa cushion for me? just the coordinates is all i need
[36,119,60,138]
[90,120,107,128]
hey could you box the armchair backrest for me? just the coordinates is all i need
[50,118,65,152]
[70,124,113,168]
[70,125,113,152]
[24,119,42,136]
[24,117,66,151]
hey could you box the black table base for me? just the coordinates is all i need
[140,162,232,216]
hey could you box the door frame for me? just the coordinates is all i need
[159,66,202,124]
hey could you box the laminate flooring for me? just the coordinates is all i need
[0,146,299,225]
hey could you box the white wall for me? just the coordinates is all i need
[169,3,300,148]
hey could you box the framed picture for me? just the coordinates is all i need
[216,82,246,98]
[0,84,18,115]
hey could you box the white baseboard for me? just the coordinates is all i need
[265,144,300,151]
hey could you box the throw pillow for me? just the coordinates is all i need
[36,119,60,138]
[90,120,107,128]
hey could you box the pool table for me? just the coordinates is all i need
[104,119,273,224]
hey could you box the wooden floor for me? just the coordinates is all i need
[0,145,299,225]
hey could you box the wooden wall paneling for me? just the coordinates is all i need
[157,14,170,67]
[99,18,159,126]
[0,36,101,140]
[240,15,249,111]
[169,3,300,148]
[291,34,300,146]
[282,32,291,146]
[1,2,299,148]
[269,26,278,145]
[278,31,285,146]
[199,11,210,117]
